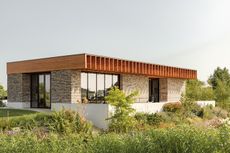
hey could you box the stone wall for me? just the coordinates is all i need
[51,70,81,103]
[8,74,30,102]
[120,74,149,102]
[159,78,168,102]
[167,78,186,102]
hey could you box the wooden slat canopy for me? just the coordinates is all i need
[7,53,197,79]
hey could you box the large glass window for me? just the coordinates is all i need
[97,74,105,102]
[105,74,112,96]
[81,72,120,103]
[31,73,51,108]
[81,73,88,102]
[88,73,97,103]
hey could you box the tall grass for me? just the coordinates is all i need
[0,125,229,153]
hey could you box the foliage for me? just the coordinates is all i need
[208,67,230,89]
[0,109,92,134]
[0,85,7,107]
[201,106,229,120]
[214,79,230,103]
[48,109,92,134]
[135,113,164,127]
[0,84,7,100]
[0,108,37,117]
[0,101,6,107]
[105,87,138,133]
[180,96,203,118]
[163,102,182,112]
[208,67,230,110]
[1,125,230,153]
[186,79,214,101]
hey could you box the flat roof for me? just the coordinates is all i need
[7,53,197,79]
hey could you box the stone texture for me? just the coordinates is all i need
[159,78,168,102]
[167,78,186,102]
[51,70,81,103]
[120,74,149,102]
[8,74,30,102]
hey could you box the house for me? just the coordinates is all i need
[7,53,197,129]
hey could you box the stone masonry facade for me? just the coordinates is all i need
[8,71,185,105]
[51,70,81,103]
[120,74,186,103]
[8,73,30,102]
[159,78,168,101]
[167,78,186,102]
[120,74,149,102]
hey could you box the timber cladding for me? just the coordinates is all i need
[7,53,197,79]
[7,54,86,74]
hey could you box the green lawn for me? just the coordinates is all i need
[0,108,37,117]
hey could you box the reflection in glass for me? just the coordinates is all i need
[80,72,119,103]
[39,75,45,108]
[112,75,119,87]
[31,75,38,108]
[105,74,112,96]
[81,73,88,102]
[97,74,105,102]
[45,74,50,108]
[88,73,97,102]
[31,73,51,108]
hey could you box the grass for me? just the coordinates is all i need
[0,108,37,117]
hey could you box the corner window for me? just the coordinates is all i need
[81,72,120,103]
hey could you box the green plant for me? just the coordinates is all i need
[0,109,92,134]
[105,87,138,133]
[0,101,6,107]
[47,109,92,134]
[163,102,182,112]
[186,80,214,101]
[0,84,6,100]
[180,96,203,118]
[135,113,164,127]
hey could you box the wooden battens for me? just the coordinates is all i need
[85,54,197,79]
[7,53,197,79]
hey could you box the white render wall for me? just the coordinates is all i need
[7,100,215,129]
[7,102,30,109]
[51,103,110,129]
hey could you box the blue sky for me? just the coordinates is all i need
[1,0,230,89]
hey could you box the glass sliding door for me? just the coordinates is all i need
[31,73,51,108]
[31,74,38,108]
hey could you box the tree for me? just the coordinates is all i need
[105,87,138,133]
[208,67,230,109]
[208,67,230,89]
[0,84,7,100]
[186,79,214,101]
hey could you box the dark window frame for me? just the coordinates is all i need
[81,72,120,103]
[149,78,160,102]
[30,72,51,109]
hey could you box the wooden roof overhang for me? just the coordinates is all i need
[7,53,197,79]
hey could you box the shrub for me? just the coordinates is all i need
[212,107,229,119]
[180,96,203,117]
[0,101,6,107]
[163,102,182,112]
[201,106,229,120]
[201,107,216,119]
[135,113,164,127]
[47,109,92,134]
[105,87,138,133]
[0,109,92,134]
[0,125,230,152]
